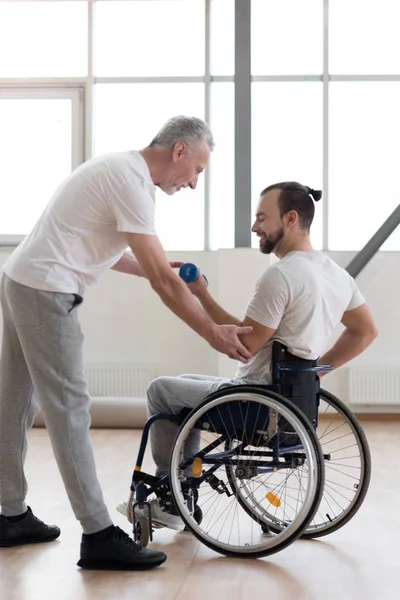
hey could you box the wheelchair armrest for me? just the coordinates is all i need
[278,365,333,374]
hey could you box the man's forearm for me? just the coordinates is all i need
[111,253,145,277]
[151,277,218,340]
[196,290,241,326]
[318,329,377,371]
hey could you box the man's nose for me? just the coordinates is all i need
[189,175,198,190]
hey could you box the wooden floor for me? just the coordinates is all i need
[1,420,399,600]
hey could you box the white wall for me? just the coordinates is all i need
[1,247,399,410]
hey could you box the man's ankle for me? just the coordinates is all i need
[82,525,115,543]
[3,510,29,523]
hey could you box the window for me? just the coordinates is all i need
[93,83,205,250]
[94,0,205,77]
[0,1,87,77]
[93,83,204,154]
[210,0,234,76]
[251,0,323,75]
[209,83,234,249]
[252,82,323,249]
[0,89,82,243]
[329,82,400,251]
[1,0,399,252]
[330,0,400,75]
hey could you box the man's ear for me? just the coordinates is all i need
[285,210,299,226]
[172,141,186,162]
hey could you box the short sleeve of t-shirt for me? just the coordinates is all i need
[346,276,365,311]
[244,266,290,329]
[109,177,156,235]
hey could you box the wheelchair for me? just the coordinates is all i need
[123,342,371,559]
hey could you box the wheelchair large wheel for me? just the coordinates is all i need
[229,388,371,539]
[301,388,371,538]
[169,386,324,559]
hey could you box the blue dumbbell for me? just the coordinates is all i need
[179,263,208,286]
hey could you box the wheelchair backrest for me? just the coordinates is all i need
[271,341,319,427]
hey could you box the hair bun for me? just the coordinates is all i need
[308,188,322,202]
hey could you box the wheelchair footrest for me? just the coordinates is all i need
[203,473,232,497]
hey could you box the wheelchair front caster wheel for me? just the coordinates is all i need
[134,515,150,547]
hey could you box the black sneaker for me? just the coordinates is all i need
[0,507,61,547]
[77,525,167,570]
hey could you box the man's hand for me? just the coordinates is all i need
[169,261,185,271]
[125,233,251,362]
[187,270,208,297]
[208,324,253,363]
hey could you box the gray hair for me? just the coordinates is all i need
[149,115,215,151]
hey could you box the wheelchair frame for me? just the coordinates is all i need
[125,350,370,556]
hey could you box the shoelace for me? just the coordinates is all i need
[113,526,141,552]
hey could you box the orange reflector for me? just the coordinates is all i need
[192,457,203,478]
[266,492,281,507]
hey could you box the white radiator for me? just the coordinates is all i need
[349,367,400,405]
[85,364,160,398]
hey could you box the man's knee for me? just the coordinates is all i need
[147,376,174,414]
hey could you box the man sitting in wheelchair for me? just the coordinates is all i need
[118,181,378,531]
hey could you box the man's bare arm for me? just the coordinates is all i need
[318,304,378,371]
[111,252,145,276]
[188,274,276,353]
[111,252,184,277]
[125,233,253,362]
[195,287,241,326]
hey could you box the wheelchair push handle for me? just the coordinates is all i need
[179,263,208,286]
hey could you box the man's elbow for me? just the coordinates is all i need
[369,324,379,343]
[361,325,378,348]
[239,336,263,356]
[148,271,179,295]
[148,276,168,293]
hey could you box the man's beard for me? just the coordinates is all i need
[160,181,177,196]
[163,185,176,196]
[259,227,284,254]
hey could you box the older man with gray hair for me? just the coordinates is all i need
[0,116,252,570]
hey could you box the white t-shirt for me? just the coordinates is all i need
[235,251,365,384]
[2,151,156,295]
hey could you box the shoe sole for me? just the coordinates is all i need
[149,520,183,531]
[77,556,167,570]
[116,504,129,518]
[116,504,168,530]
[0,533,60,547]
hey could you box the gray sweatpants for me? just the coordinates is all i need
[0,274,112,534]
[147,374,239,477]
